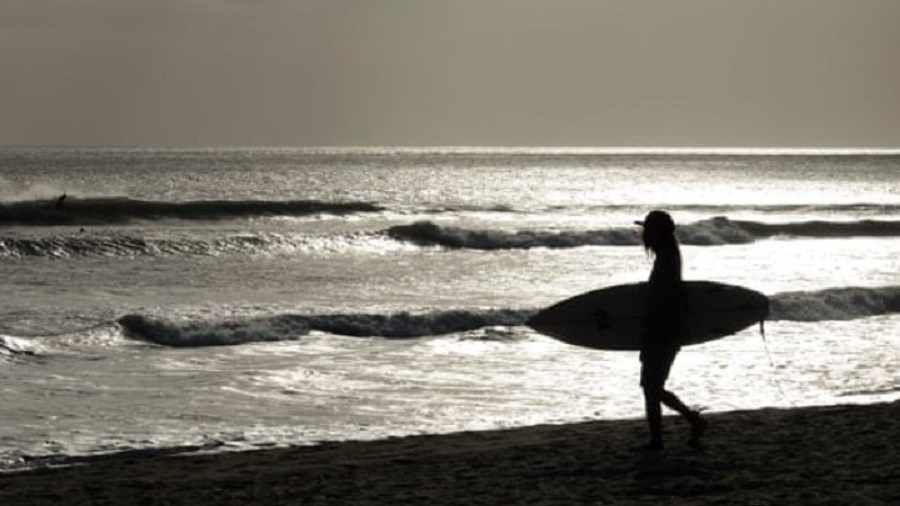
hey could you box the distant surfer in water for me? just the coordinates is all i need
[635,210,707,451]
[54,193,67,209]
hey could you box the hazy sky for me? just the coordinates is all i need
[2,0,898,148]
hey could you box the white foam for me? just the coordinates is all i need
[769,286,900,321]
[0,334,42,359]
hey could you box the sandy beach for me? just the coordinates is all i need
[0,401,896,505]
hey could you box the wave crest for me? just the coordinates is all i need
[117,309,531,347]
[387,217,900,250]
[387,221,638,249]
[769,286,900,322]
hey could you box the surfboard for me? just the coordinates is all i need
[527,281,769,351]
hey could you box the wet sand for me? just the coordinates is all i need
[0,401,896,505]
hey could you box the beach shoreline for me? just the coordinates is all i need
[1,401,896,505]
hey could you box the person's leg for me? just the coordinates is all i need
[659,389,692,417]
[642,385,664,450]
[652,350,708,447]
[640,355,667,450]
[660,389,707,447]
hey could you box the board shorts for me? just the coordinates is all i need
[640,349,678,390]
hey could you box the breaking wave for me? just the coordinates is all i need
[0,335,41,362]
[388,217,900,250]
[117,309,532,347]
[387,221,638,249]
[768,286,900,322]
[0,197,384,226]
[116,286,900,347]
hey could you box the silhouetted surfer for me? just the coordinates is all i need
[635,210,707,451]
[54,193,67,209]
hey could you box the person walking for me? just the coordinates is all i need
[635,210,707,451]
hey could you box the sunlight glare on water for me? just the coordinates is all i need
[0,148,897,469]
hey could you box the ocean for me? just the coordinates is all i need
[1,147,898,470]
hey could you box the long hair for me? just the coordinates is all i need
[641,210,681,265]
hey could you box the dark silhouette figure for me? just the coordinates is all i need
[635,210,706,451]
[54,193,67,209]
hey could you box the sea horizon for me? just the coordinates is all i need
[2,145,899,156]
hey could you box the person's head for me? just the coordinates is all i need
[635,210,677,254]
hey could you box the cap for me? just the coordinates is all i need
[634,210,675,233]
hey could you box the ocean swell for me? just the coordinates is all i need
[0,197,384,226]
[0,232,398,258]
[0,234,291,258]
